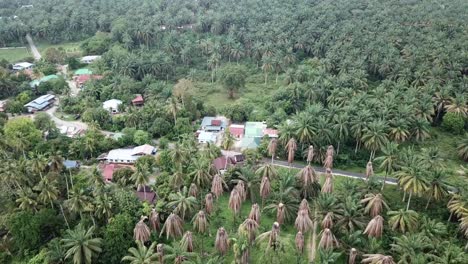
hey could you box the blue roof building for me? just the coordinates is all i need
[24,94,56,113]
[201,116,227,132]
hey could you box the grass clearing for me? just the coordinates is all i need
[36,41,83,54]
[0,47,31,62]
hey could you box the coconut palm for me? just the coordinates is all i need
[390,234,433,264]
[163,243,197,264]
[239,218,259,243]
[366,161,374,180]
[286,138,297,165]
[256,163,277,179]
[375,142,399,190]
[319,228,338,249]
[268,138,278,164]
[34,176,59,208]
[131,167,150,199]
[160,213,184,240]
[62,224,102,264]
[361,193,389,217]
[122,241,158,264]
[229,188,242,223]
[457,136,468,161]
[215,227,229,255]
[166,186,198,220]
[15,188,38,212]
[336,196,366,233]
[388,209,419,233]
[361,120,389,160]
[425,169,451,209]
[256,222,281,251]
[205,193,214,214]
[134,216,151,243]
[295,231,304,254]
[294,209,313,233]
[188,183,198,197]
[149,209,160,232]
[180,231,194,252]
[361,254,396,264]
[248,203,261,224]
[364,215,384,238]
[348,248,358,264]
[211,174,226,198]
[235,181,247,201]
[396,165,429,210]
[260,176,271,207]
[189,158,212,188]
[65,188,93,219]
[321,169,334,193]
[323,154,333,169]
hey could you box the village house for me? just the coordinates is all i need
[263,128,279,138]
[80,55,101,64]
[135,186,157,204]
[29,75,59,88]
[229,124,245,138]
[75,74,103,88]
[103,99,123,113]
[24,94,56,113]
[132,95,144,107]
[13,62,34,71]
[198,131,217,144]
[100,144,157,164]
[59,125,84,138]
[63,160,80,170]
[200,116,227,132]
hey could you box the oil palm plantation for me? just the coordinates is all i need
[425,169,451,209]
[233,167,259,203]
[361,193,389,217]
[160,213,184,240]
[122,241,158,264]
[361,120,389,160]
[62,225,102,264]
[456,136,468,161]
[134,216,151,243]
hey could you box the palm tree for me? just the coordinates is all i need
[232,236,250,264]
[131,167,150,200]
[256,222,281,251]
[134,216,151,243]
[366,161,374,180]
[318,249,342,263]
[425,169,451,209]
[205,193,214,214]
[374,142,399,190]
[239,218,259,243]
[34,176,59,208]
[94,193,113,222]
[323,154,333,169]
[160,213,184,240]
[122,241,158,264]
[65,188,93,219]
[294,209,313,233]
[396,165,429,210]
[319,228,338,250]
[235,181,247,201]
[361,254,396,264]
[256,163,277,179]
[297,165,318,197]
[248,203,260,224]
[260,176,271,207]
[388,209,419,233]
[229,188,242,223]
[295,231,304,254]
[286,138,297,165]
[321,169,334,193]
[149,209,160,232]
[62,225,102,264]
[233,167,259,203]
[166,186,198,220]
[16,187,38,211]
[188,183,198,198]
[189,158,212,188]
[390,234,433,263]
[268,138,278,164]
[361,121,389,160]
[457,136,468,161]
[215,227,229,255]
[336,196,366,233]
[163,243,198,264]
[364,215,384,238]
[348,248,358,264]
[211,174,226,199]
[180,231,194,252]
[156,244,164,264]
[192,210,209,255]
[171,169,184,191]
[361,193,389,217]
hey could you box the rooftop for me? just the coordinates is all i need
[74,68,93,75]
[240,137,261,149]
[25,94,55,110]
[81,55,101,62]
[229,124,245,137]
[29,75,59,87]
[105,144,156,163]
[201,116,227,130]
[103,99,123,110]
[63,160,79,169]
[13,62,34,68]
[198,131,217,143]
[245,122,266,137]
[132,95,144,103]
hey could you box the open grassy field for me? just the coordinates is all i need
[36,41,83,55]
[0,47,31,62]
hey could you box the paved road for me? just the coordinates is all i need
[264,158,398,185]
[25,34,41,60]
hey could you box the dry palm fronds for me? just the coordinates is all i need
[157,243,164,264]
[307,145,315,164]
[321,212,334,229]
[286,138,297,164]
[349,248,357,264]
[181,231,194,252]
[277,203,285,224]
[299,199,310,213]
[323,154,333,169]
[149,209,160,231]
[189,183,198,197]
[318,228,339,249]
[205,193,214,214]
[326,145,335,157]
[229,188,242,215]
[268,222,281,248]
[193,210,208,234]
[295,231,304,253]
[248,203,261,224]
[239,218,259,242]
[268,138,278,162]
[364,215,384,238]
[215,227,229,255]
[134,216,151,242]
[366,161,374,180]
[361,254,396,264]
[361,193,388,217]
[211,174,225,198]
[160,213,184,240]
[295,209,313,233]
[321,171,334,193]
[297,165,317,186]
[260,176,271,200]
[235,181,247,201]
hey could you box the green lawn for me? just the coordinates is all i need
[0,47,32,62]
[36,41,83,54]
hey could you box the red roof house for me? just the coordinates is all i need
[135,186,157,204]
[103,164,115,182]
[229,124,245,138]
[75,74,103,87]
[263,128,279,138]
[211,119,222,126]
[132,95,144,107]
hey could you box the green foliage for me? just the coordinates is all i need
[44,48,66,64]
[34,112,56,132]
[441,112,465,134]
[100,213,135,264]
[112,188,142,218]
[82,107,111,129]
[219,64,247,98]
[81,32,112,55]
[4,117,42,152]
[133,130,150,145]
[221,102,253,122]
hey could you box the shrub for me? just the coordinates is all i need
[441,112,465,134]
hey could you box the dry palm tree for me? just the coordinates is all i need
[193,211,208,234]
[160,213,184,240]
[295,209,313,233]
[180,231,194,252]
[260,176,271,207]
[134,216,151,243]
[188,183,198,197]
[215,227,229,255]
[149,209,160,231]
[322,212,334,229]
[248,203,261,224]
[349,248,358,264]
[295,231,304,254]
[157,244,164,264]
[321,170,334,193]
[361,254,396,264]
[205,193,214,214]
[364,215,384,238]
[299,199,310,213]
[366,161,374,180]
[306,145,315,165]
[361,193,389,217]
[211,174,225,199]
[267,222,281,250]
[319,228,338,249]
[268,138,278,164]
[239,218,259,243]
[235,181,247,201]
[323,154,333,169]
[229,188,242,223]
[326,145,335,157]
[277,203,286,225]
[286,138,297,165]
[297,165,318,187]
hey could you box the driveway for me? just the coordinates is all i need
[26,34,41,60]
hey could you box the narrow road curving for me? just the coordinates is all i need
[25,34,42,60]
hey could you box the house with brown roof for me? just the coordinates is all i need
[135,186,157,204]
[132,95,144,107]
[229,124,245,138]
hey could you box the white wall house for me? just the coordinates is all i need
[81,55,101,64]
[103,99,123,113]
[13,62,34,71]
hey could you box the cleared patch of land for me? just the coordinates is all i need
[36,41,83,54]
[0,47,31,62]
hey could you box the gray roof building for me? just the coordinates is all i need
[24,94,55,112]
